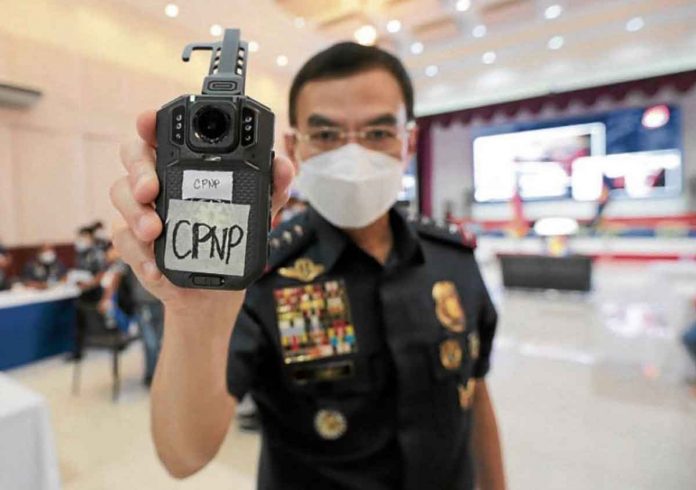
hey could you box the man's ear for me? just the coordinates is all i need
[284,131,299,173]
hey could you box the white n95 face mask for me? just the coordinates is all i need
[294,143,404,229]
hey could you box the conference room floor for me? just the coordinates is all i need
[7,261,696,490]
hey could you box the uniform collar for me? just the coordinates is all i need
[308,206,424,272]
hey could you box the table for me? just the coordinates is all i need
[498,254,593,292]
[0,285,79,370]
[0,373,61,490]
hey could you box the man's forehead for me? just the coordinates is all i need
[295,69,407,126]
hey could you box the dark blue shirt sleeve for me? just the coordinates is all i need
[472,274,498,379]
[226,303,268,400]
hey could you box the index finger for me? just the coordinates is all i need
[136,110,157,148]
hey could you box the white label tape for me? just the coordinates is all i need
[182,170,233,202]
[164,199,249,276]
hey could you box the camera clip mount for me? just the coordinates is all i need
[182,28,248,96]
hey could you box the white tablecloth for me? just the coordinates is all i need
[0,284,80,310]
[0,374,60,490]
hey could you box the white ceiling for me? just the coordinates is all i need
[114,0,696,116]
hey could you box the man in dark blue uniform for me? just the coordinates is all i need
[22,244,66,288]
[111,42,505,489]
[0,242,12,290]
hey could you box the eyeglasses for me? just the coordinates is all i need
[293,122,415,153]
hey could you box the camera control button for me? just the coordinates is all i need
[241,107,256,146]
[171,106,186,145]
[192,275,224,287]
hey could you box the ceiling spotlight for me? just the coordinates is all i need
[482,51,496,64]
[294,17,305,28]
[248,41,259,52]
[164,3,179,18]
[544,4,562,20]
[547,35,564,50]
[410,41,424,54]
[456,0,471,12]
[425,65,439,77]
[276,55,288,67]
[210,24,223,37]
[626,16,645,32]
[472,24,487,38]
[354,24,378,45]
[386,19,402,33]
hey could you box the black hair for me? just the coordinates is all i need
[288,42,414,126]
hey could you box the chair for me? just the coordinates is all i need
[71,302,139,401]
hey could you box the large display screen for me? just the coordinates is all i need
[571,149,682,200]
[471,105,682,203]
[473,123,606,202]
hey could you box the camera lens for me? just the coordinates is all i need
[193,106,231,143]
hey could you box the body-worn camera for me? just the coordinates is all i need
[154,29,274,290]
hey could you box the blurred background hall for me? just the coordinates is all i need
[0,0,695,489]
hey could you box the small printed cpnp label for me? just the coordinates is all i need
[182,170,233,202]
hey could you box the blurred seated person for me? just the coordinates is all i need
[91,221,111,253]
[21,244,66,289]
[683,297,696,397]
[0,241,12,291]
[97,243,128,325]
[75,225,106,275]
[70,228,111,361]
[118,264,163,386]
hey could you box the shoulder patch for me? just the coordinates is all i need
[409,215,477,251]
[264,211,316,274]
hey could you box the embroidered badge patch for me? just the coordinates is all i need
[458,379,476,409]
[314,409,347,440]
[432,281,466,333]
[439,339,463,371]
[274,279,357,364]
[278,257,325,283]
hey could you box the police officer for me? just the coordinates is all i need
[75,225,107,275]
[22,244,66,288]
[111,42,505,489]
[0,241,12,291]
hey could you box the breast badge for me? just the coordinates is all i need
[432,281,466,333]
[439,339,463,371]
[274,280,357,364]
[458,379,476,409]
[314,409,347,440]
[278,257,325,283]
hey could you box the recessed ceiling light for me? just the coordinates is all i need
[482,51,496,64]
[547,35,564,50]
[164,3,178,18]
[276,55,288,67]
[425,65,439,77]
[248,41,259,52]
[544,5,562,20]
[294,17,305,28]
[386,19,401,33]
[354,25,378,45]
[210,24,223,37]
[626,16,645,32]
[456,0,471,12]
[410,41,424,54]
[472,24,487,38]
